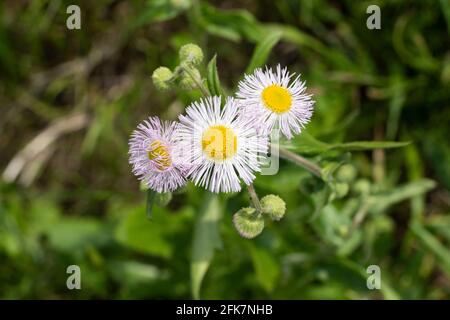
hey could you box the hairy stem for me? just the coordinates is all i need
[247,183,262,214]
[278,146,322,177]
[181,65,210,96]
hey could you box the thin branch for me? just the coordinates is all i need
[181,65,210,96]
[278,147,322,177]
[247,183,262,214]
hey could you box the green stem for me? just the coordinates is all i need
[247,183,262,214]
[277,146,322,178]
[181,65,210,96]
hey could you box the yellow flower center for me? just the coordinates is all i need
[148,140,172,170]
[261,84,292,114]
[201,125,237,161]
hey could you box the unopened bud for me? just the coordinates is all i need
[336,164,357,183]
[334,182,349,198]
[179,43,203,65]
[260,194,286,221]
[353,179,371,195]
[155,192,172,207]
[233,207,264,239]
[152,67,173,90]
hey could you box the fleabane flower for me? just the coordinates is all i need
[236,64,314,139]
[178,96,268,193]
[129,117,188,193]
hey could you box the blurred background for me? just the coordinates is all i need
[0,0,449,299]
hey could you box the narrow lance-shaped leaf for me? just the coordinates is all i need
[411,223,450,278]
[282,133,412,155]
[206,55,223,97]
[329,140,411,151]
[370,179,436,214]
[191,194,222,299]
[245,30,283,74]
[127,0,189,32]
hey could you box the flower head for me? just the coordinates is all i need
[233,207,265,239]
[236,64,314,139]
[178,96,268,193]
[129,117,188,193]
[260,194,286,221]
[179,43,204,65]
[152,67,173,90]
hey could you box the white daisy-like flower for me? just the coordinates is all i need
[236,64,314,139]
[129,117,188,193]
[178,96,268,193]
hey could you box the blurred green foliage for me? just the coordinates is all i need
[0,0,449,299]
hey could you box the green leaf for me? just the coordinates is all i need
[146,189,156,219]
[198,3,263,43]
[45,218,107,253]
[281,132,330,154]
[411,223,450,278]
[337,258,401,300]
[267,24,352,68]
[206,55,223,96]
[115,205,192,259]
[248,242,280,292]
[328,140,412,151]
[191,194,222,299]
[127,0,189,31]
[282,133,411,155]
[370,179,436,213]
[245,31,283,74]
[108,260,165,286]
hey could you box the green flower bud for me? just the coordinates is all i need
[155,192,172,207]
[233,207,264,239]
[179,43,203,65]
[334,182,349,198]
[152,67,173,90]
[353,179,371,195]
[179,67,201,90]
[260,194,286,221]
[336,164,357,183]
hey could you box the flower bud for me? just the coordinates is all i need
[179,67,201,90]
[353,179,371,195]
[233,207,264,239]
[152,67,173,90]
[179,43,203,65]
[334,182,349,198]
[336,164,357,183]
[260,194,286,221]
[155,192,172,207]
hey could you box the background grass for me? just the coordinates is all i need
[0,0,449,299]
